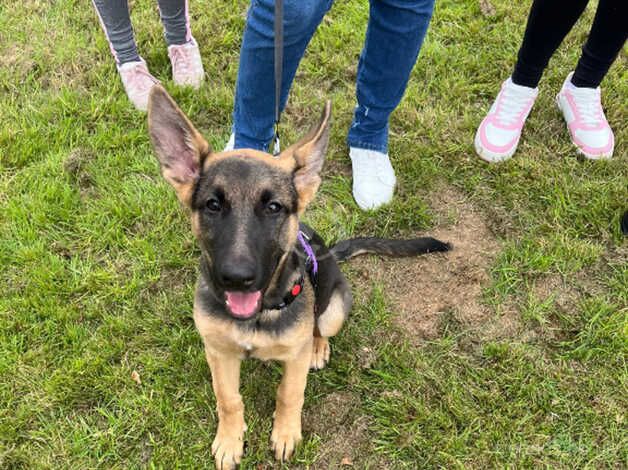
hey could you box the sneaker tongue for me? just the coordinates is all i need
[225,291,262,319]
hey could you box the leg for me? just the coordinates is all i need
[159,0,204,87]
[512,0,589,88]
[347,0,435,153]
[271,339,313,461]
[474,0,589,162]
[91,0,158,111]
[91,0,140,65]
[157,0,192,46]
[555,1,625,159]
[205,349,246,470]
[310,336,331,370]
[232,0,333,151]
[572,0,628,88]
[347,0,434,210]
[311,286,352,370]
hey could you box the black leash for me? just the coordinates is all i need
[273,0,283,155]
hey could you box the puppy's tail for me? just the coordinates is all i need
[329,237,452,263]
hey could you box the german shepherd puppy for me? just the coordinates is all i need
[147,86,450,469]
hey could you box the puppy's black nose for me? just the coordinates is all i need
[219,260,256,289]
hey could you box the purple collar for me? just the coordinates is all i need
[297,230,318,276]
[266,230,318,311]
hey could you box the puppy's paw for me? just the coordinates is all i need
[271,421,302,461]
[212,430,244,470]
[310,336,330,370]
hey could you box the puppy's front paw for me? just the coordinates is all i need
[212,430,244,470]
[310,336,330,370]
[271,420,302,461]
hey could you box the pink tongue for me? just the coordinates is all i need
[225,291,262,318]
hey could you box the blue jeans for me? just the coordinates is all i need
[233,0,435,153]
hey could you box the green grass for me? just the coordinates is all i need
[1,0,626,468]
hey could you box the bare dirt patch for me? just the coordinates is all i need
[349,187,512,343]
[531,273,582,314]
[303,391,391,469]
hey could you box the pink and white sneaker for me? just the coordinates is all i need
[168,37,204,89]
[556,72,614,160]
[475,77,538,163]
[117,59,160,112]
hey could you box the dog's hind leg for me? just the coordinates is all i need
[310,336,331,370]
[311,285,352,370]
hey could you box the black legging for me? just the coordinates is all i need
[512,0,627,89]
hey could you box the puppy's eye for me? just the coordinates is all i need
[267,201,282,214]
[206,198,222,213]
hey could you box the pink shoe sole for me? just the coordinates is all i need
[555,95,614,160]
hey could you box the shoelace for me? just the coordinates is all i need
[170,46,192,76]
[495,89,533,126]
[124,63,157,89]
[570,89,603,126]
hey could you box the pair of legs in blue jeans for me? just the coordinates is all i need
[231,0,435,208]
[234,0,433,152]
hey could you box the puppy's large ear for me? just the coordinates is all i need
[278,101,331,212]
[147,85,210,207]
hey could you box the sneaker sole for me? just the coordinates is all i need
[474,130,517,163]
[555,95,613,161]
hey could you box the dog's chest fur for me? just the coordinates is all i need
[193,282,316,362]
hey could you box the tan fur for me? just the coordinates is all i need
[203,148,297,173]
[316,290,347,337]
[263,215,299,297]
[295,183,316,214]
[147,86,210,208]
[277,100,331,161]
[194,281,315,362]
[190,211,201,239]
[194,278,316,468]
[147,89,337,468]
[310,336,330,370]
[270,337,312,461]
[168,179,196,208]
[277,101,331,213]
[206,351,246,469]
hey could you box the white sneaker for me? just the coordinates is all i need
[350,147,396,210]
[168,37,204,89]
[474,77,538,162]
[224,133,235,151]
[117,59,160,111]
[223,133,280,153]
[556,72,614,160]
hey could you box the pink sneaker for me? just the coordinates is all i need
[556,72,614,160]
[475,78,538,163]
[168,37,204,89]
[117,59,160,112]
